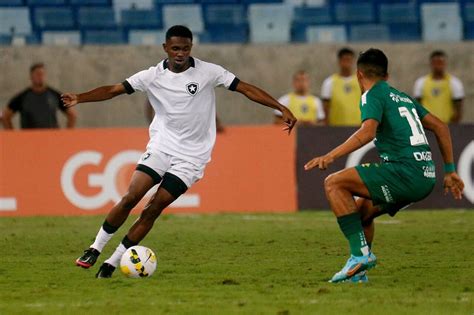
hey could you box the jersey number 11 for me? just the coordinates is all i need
[398,106,428,146]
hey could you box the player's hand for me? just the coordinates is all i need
[61,93,78,108]
[304,154,335,171]
[281,107,297,135]
[443,172,464,200]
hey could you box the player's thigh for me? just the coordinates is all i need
[126,170,156,199]
[325,167,371,199]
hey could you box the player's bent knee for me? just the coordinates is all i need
[120,193,142,211]
[324,173,341,193]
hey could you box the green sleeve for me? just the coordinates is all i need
[412,97,430,119]
[360,91,383,123]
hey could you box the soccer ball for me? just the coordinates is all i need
[120,245,157,278]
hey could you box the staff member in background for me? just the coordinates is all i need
[413,51,465,124]
[145,100,225,132]
[274,70,325,126]
[321,48,361,126]
[2,63,77,129]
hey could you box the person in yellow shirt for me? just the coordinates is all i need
[321,48,361,126]
[413,50,464,124]
[274,70,325,125]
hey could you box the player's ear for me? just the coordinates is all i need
[162,43,167,53]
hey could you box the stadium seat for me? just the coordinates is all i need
[121,9,162,29]
[0,34,12,45]
[388,22,421,41]
[306,25,346,43]
[379,3,418,24]
[11,33,39,45]
[70,0,110,5]
[129,30,166,45]
[0,0,23,5]
[292,6,331,25]
[154,0,194,4]
[27,0,66,5]
[42,31,81,45]
[0,8,31,35]
[285,0,326,6]
[248,3,292,43]
[78,7,117,29]
[112,0,154,22]
[242,0,283,3]
[163,4,204,33]
[464,3,474,22]
[200,0,239,3]
[203,4,246,26]
[350,24,389,42]
[335,3,374,23]
[199,25,247,43]
[82,30,126,44]
[33,8,75,30]
[421,3,463,41]
[291,6,331,42]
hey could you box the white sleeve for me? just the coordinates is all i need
[315,97,325,121]
[212,65,238,90]
[413,77,425,99]
[320,77,333,100]
[450,76,465,100]
[274,94,290,116]
[125,66,156,93]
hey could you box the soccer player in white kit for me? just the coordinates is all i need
[62,25,297,278]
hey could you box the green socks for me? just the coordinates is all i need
[337,212,369,257]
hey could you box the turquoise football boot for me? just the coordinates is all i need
[349,270,368,283]
[329,252,376,283]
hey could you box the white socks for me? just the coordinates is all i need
[90,227,114,253]
[105,243,127,267]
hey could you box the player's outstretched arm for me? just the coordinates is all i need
[421,113,464,199]
[61,83,126,108]
[305,119,378,171]
[235,81,297,134]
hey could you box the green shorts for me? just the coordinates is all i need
[355,161,436,216]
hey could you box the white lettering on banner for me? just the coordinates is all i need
[458,141,474,204]
[0,197,17,211]
[346,141,376,168]
[61,150,200,210]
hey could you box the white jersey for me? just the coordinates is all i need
[124,57,238,165]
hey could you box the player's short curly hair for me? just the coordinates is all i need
[357,48,388,79]
[166,25,193,42]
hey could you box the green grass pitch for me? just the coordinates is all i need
[0,210,472,315]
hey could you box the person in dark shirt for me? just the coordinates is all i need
[2,63,77,129]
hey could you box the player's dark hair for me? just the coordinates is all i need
[357,48,388,79]
[293,70,308,78]
[430,50,447,60]
[338,47,355,59]
[166,25,193,42]
[30,62,44,73]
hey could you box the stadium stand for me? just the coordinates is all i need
[249,3,292,43]
[0,0,473,45]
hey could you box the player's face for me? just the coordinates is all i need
[338,54,354,74]
[30,67,46,87]
[163,37,193,70]
[293,73,310,95]
[430,56,446,76]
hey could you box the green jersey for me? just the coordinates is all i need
[360,80,433,164]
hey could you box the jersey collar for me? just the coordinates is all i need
[163,57,195,70]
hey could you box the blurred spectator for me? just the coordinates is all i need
[413,51,464,124]
[2,63,76,129]
[274,70,325,126]
[321,48,361,126]
[144,100,225,132]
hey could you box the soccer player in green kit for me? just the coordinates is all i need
[304,49,465,283]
